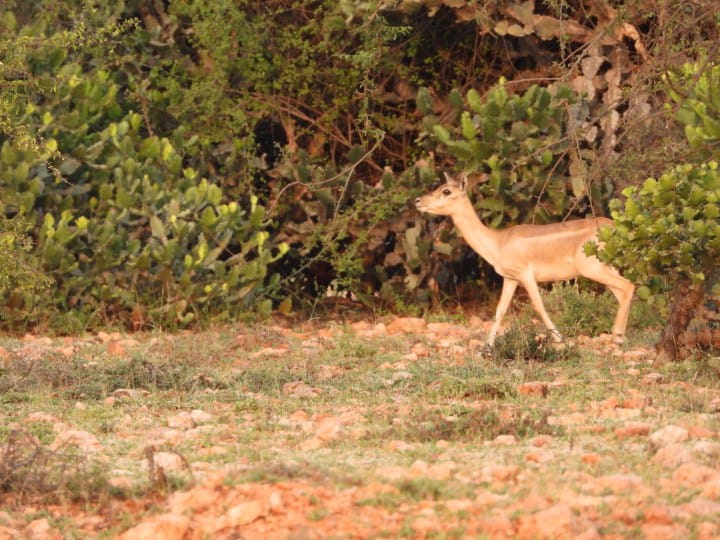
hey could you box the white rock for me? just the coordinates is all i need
[117,513,190,540]
[650,425,689,447]
[190,409,213,425]
[167,412,195,430]
[50,430,103,454]
[149,451,186,473]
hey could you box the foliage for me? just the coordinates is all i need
[588,60,720,357]
[0,213,50,299]
[666,61,720,151]
[591,162,720,299]
[1,0,719,327]
[589,61,720,301]
[422,81,599,227]
[0,54,286,330]
[491,319,579,363]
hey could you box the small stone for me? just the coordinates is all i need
[315,416,343,442]
[426,462,455,480]
[492,434,517,446]
[581,453,601,464]
[650,425,689,446]
[517,381,549,397]
[643,504,673,525]
[299,436,323,451]
[108,475,134,490]
[117,513,190,540]
[651,443,693,468]
[26,412,59,423]
[268,491,284,513]
[190,409,213,425]
[700,473,720,498]
[672,462,717,486]
[696,521,720,540]
[150,452,186,473]
[24,518,53,539]
[614,422,650,439]
[388,440,414,452]
[106,340,126,357]
[480,516,515,538]
[374,465,408,481]
[289,410,309,423]
[169,487,220,514]
[482,464,519,483]
[642,372,664,384]
[640,524,689,540]
[709,398,720,413]
[392,370,413,383]
[0,525,21,539]
[530,435,554,447]
[50,430,103,454]
[386,317,427,334]
[516,504,577,540]
[224,501,267,527]
[588,474,643,495]
[282,380,320,398]
[167,412,195,430]
[681,497,720,517]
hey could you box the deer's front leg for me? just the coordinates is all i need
[521,276,563,343]
[487,278,518,346]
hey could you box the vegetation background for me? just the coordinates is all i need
[0,0,718,354]
[3,3,720,537]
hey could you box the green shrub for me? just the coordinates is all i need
[544,283,618,337]
[420,81,603,226]
[587,61,720,358]
[0,62,286,329]
[591,162,720,298]
[0,213,50,300]
[491,319,579,363]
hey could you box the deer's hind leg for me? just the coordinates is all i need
[577,253,635,342]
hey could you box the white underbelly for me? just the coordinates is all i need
[532,258,578,282]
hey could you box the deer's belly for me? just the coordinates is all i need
[532,258,579,282]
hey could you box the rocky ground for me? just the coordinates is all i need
[1,315,719,539]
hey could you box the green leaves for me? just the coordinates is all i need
[667,62,720,152]
[593,161,720,295]
[0,79,286,328]
[425,81,585,225]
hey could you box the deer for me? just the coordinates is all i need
[415,172,634,346]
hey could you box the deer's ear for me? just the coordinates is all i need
[443,171,456,186]
[457,172,468,191]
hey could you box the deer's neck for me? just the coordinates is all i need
[450,199,500,267]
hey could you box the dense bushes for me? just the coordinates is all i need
[1,1,719,331]
[421,82,602,225]
[588,61,720,358]
[0,53,285,330]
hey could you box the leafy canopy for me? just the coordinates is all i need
[588,61,720,301]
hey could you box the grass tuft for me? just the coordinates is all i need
[0,429,111,504]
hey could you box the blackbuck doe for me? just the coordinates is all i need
[415,172,634,346]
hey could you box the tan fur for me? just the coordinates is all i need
[415,172,634,345]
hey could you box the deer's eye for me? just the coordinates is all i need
[442,188,452,196]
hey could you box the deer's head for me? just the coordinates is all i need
[414,172,469,216]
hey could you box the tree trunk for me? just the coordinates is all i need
[657,278,705,360]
